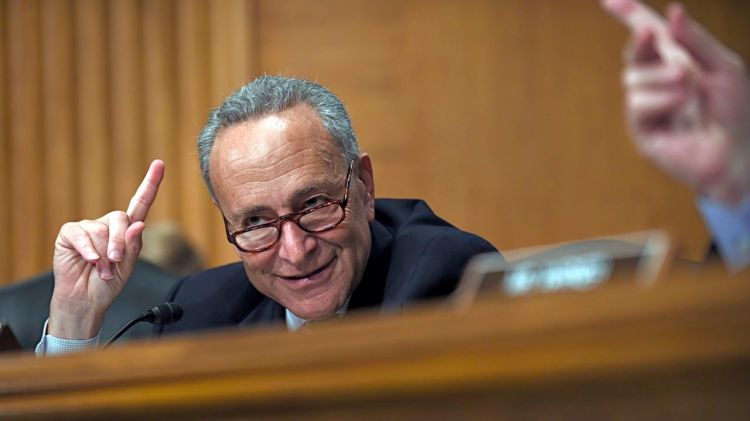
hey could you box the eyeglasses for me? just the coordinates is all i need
[224,161,355,253]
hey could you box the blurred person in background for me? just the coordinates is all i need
[140,222,204,278]
[603,0,750,271]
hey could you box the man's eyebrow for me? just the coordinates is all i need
[291,176,341,199]
[238,205,272,216]
[230,205,273,225]
[233,180,337,219]
[290,185,324,200]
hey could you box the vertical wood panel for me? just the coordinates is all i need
[75,0,110,218]
[142,0,177,221]
[208,0,252,103]
[41,0,77,258]
[0,1,9,283]
[8,0,45,280]
[208,0,255,265]
[109,0,144,208]
[175,0,213,262]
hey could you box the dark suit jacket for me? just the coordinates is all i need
[0,260,179,350]
[159,199,497,336]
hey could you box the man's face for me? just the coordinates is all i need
[209,104,375,320]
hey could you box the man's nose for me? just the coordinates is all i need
[277,220,316,264]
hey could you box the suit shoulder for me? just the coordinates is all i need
[167,262,249,303]
[160,262,271,336]
[394,225,497,266]
[382,211,498,303]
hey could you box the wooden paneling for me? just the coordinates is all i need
[109,0,144,209]
[7,0,45,279]
[75,0,110,218]
[175,0,214,265]
[0,1,9,284]
[42,0,77,248]
[0,0,259,283]
[1,0,748,284]
[143,0,177,222]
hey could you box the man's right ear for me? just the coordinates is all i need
[357,153,376,221]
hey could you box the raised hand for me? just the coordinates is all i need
[49,160,165,339]
[602,0,750,206]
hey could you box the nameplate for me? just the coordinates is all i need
[452,231,671,307]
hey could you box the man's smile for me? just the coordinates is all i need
[277,256,336,281]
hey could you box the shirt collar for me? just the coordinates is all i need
[285,296,351,331]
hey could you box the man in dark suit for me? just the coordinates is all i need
[159,199,494,335]
[39,76,496,353]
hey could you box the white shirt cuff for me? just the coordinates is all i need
[35,318,100,356]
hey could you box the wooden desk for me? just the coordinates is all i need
[0,265,748,419]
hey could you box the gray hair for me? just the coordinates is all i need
[197,75,359,200]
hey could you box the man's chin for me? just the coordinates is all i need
[288,301,340,321]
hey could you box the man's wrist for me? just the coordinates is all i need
[702,175,750,208]
[48,300,105,339]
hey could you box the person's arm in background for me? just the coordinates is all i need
[37,160,165,355]
[602,0,750,271]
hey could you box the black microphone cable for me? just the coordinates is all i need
[102,302,183,349]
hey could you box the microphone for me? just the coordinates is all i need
[141,302,183,324]
[102,302,183,349]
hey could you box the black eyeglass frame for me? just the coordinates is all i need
[224,161,355,253]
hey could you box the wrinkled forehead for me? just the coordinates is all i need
[208,104,348,209]
[213,105,345,168]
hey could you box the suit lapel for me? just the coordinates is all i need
[349,220,393,310]
[238,297,285,329]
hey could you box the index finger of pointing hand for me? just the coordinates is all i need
[601,0,667,34]
[126,159,165,223]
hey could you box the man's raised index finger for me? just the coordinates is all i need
[127,159,165,223]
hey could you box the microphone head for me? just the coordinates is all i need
[144,302,184,325]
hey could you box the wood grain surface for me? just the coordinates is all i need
[0,264,747,419]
